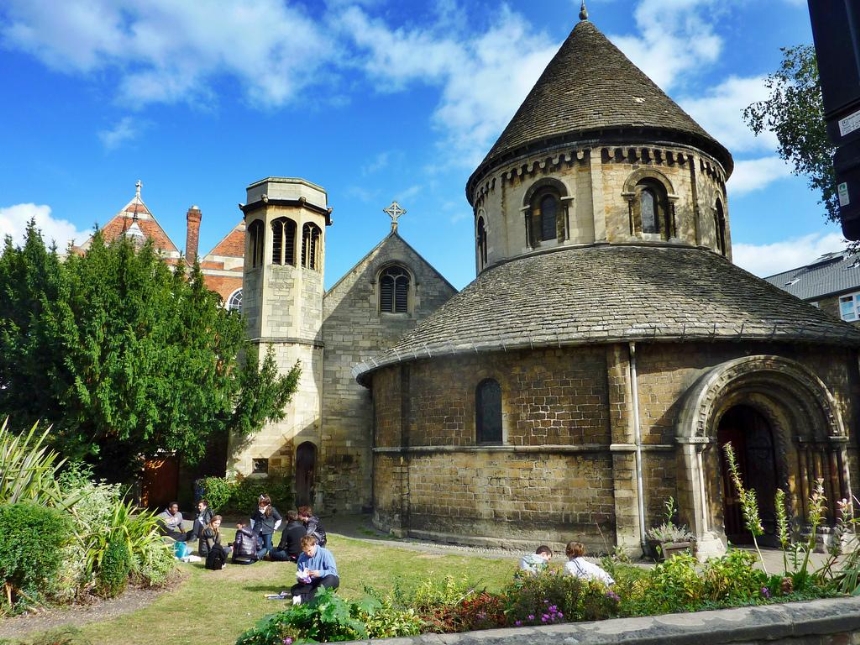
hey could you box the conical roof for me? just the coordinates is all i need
[354,245,860,383]
[467,18,732,198]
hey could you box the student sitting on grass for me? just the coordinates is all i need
[290,535,339,605]
[157,502,187,542]
[270,510,306,562]
[519,545,552,575]
[563,541,614,585]
[199,515,231,569]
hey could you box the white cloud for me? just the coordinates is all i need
[0,203,90,250]
[609,0,724,92]
[335,4,557,167]
[727,157,793,196]
[733,232,846,277]
[0,0,331,108]
[98,116,141,150]
[680,76,777,154]
[361,152,392,176]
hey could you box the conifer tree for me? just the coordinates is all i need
[0,222,299,481]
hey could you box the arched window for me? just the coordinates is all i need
[476,216,488,269]
[634,179,670,239]
[379,265,410,313]
[301,223,321,270]
[714,199,727,256]
[540,194,557,240]
[641,188,657,233]
[271,217,296,265]
[248,220,265,268]
[527,189,561,247]
[226,288,242,313]
[476,379,502,444]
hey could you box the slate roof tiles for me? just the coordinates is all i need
[354,245,860,381]
[468,19,732,197]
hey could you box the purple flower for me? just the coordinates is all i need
[761,587,771,599]
[528,614,535,621]
[541,615,548,623]
[515,620,523,627]
[283,639,293,645]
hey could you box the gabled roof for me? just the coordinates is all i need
[77,189,180,256]
[204,221,245,260]
[764,249,860,301]
[354,245,860,383]
[325,229,456,302]
[467,17,732,198]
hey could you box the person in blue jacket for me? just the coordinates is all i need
[290,535,339,604]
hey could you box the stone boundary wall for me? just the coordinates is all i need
[341,596,860,645]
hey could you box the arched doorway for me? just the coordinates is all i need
[295,442,316,506]
[717,405,778,545]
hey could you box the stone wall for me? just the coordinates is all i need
[371,340,860,553]
[320,233,456,513]
[470,142,729,271]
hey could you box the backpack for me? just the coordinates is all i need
[307,518,327,547]
[206,544,226,570]
[173,541,189,560]
[310,527,327,548]
[232,527,258,564]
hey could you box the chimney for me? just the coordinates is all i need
[186,205,202,265]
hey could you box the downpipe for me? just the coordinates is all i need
[629,342,647,550]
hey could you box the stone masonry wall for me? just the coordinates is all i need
[320,233,456,513]
[371,340,860,552]
[471,143,729,270]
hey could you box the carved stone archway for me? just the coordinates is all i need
[676,355,849,559]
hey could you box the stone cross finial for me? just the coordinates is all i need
[579,0,588,21]
[383,200,407,231]
[135,179,142,200]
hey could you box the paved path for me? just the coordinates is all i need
[322,513,837,572]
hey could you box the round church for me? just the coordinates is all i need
[354,9,860,557]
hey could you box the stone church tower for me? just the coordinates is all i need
[232,178,331,501]
[356,8,860,557]
[234,179,457,512]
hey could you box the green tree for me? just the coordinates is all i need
[743,44,838,223]
[0,223,300,480]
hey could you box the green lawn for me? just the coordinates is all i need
[75,534,517,645]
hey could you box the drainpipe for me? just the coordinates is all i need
[629,342,647,549]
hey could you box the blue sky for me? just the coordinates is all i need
[0,0,842,290]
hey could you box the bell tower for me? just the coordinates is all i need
[231,177,332,480]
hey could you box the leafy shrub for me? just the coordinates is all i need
[623,553,703,615]
[0,420,79,510]
[0,503,70,609]
[356,597,423,639]
[198,475,292,515]
[96,536,131,598]
[701,549,766,604]
[81,496,174,589]
[503,570,619,625]
[236,588,367,645]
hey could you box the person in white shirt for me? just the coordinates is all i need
[563,541,614,585]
